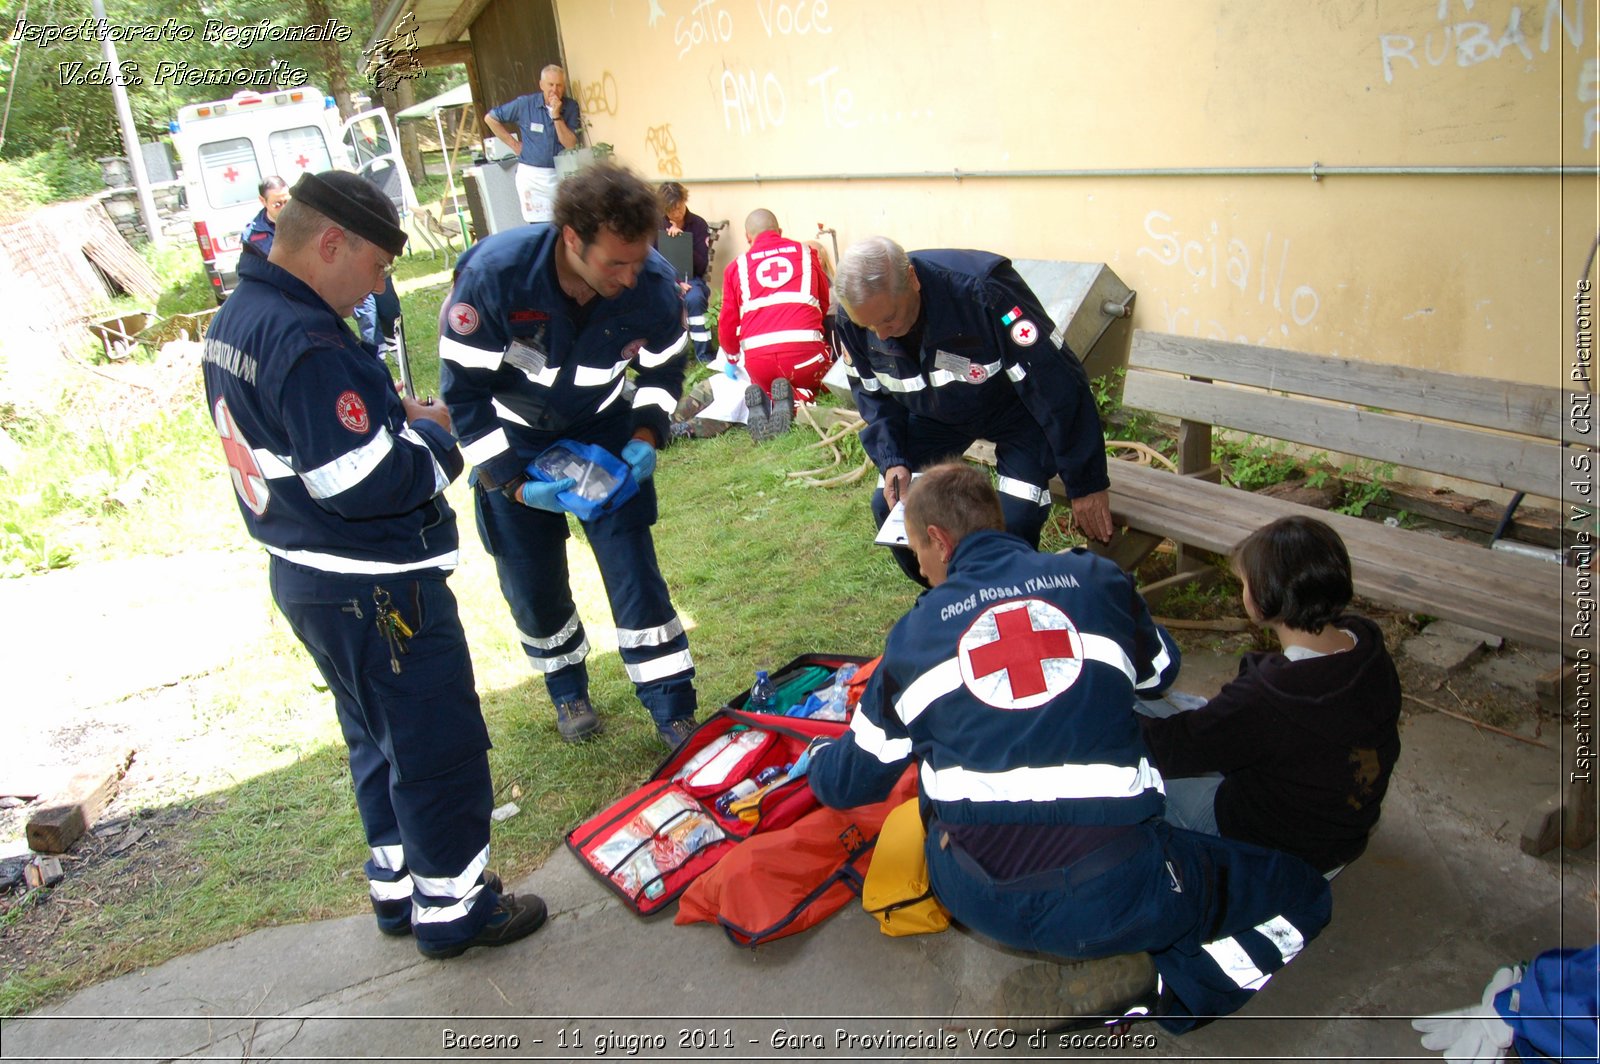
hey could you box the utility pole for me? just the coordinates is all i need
[90,0,165,249]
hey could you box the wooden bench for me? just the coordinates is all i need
[1094,330,1590,660]
[1063,329,1594,855]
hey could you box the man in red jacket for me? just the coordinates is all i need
[717,209,833,403]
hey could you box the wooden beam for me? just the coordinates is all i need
[1106,462,1575,655]
[25,750,134,855]
[1122,372,1568,501]
[1130,330,1582,445]
[1137,564,1225,612]
[442,0,497,44]
[1089,527,1165,572]
[412,42,473,67]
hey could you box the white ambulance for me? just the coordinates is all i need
[168,87,416,303]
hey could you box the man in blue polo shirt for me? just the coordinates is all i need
[485,64,582,223]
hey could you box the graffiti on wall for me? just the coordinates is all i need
[674,0,831,57]
[572,71,620,118]
[646,123,683,175]
[1137,209,1324,342]
[1377,0,1592,145]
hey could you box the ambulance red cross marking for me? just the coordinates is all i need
[223,167,239,182]
[295,154,310,168]
[968,605,1077,700]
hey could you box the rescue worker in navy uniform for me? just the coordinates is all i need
[241,173,395,355]
[807,463,1332,1033]
[240,176,289,259]
[438,164,700,750]
[832,236,1114,585]
[202,171,545,959]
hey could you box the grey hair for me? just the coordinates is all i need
[541,64,566,81]
[834,236,911,311]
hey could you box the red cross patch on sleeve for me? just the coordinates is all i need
[336,390,370,434]
[448,302,480,335]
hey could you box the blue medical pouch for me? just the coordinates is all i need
[527,439,638,521]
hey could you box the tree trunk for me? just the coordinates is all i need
[366,0,424,190]
[395,79,425,188]
[307,0,354,117]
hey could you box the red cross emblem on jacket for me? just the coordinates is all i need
[958,599,1083,708]
[213,397,270,516]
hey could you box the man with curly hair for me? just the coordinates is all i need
[439,164,700,750]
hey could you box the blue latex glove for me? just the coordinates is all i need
[723,360,740,379]
[518,477,574,512]
[789,737,833,780]
[621,439,656,482]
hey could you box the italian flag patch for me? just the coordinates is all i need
[1000,306,1022,326]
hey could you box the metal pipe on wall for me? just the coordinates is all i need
[679,164,1588,186]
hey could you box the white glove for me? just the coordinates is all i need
[1411,965,1521,1063]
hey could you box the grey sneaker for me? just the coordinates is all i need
[1000,952,1158,1032]
[656,717,697,751]
[554,697,602,742]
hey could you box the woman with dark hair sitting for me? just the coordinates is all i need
[1138,515,1403,875]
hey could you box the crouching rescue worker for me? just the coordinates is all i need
[201,171,546,959]
[806,463,1333,1033]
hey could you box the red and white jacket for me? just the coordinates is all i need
[718,230,831,364]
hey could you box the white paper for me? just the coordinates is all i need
[876,501,909,547]
[695,355,753,424]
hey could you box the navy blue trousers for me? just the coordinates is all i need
[268,558,498,951]
[871,414,1056,584]
[928,818,1332,1034]
[473,440,696,726]
[684,278,713,363]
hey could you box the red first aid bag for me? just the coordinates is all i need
[674,764,918,946]
[564,654,868,917]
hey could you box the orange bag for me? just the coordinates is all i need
[845,656,880,710]
[675,764,917,946]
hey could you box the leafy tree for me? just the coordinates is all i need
[0,0,383,162]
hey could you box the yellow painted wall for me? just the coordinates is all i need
[552,0,1597,387]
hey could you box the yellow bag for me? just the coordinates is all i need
[862,797,951,936]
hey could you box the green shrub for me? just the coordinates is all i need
[0,145,103,207]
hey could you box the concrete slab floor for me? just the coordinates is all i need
[2,652,1593,1063]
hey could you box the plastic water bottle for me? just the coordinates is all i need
[714,764,792,816]
[748,670,777,713]
[714,779,758,816]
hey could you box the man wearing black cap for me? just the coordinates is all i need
[439,164,701,751]
[201,170,546,959]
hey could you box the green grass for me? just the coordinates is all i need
[0,285,917,1012]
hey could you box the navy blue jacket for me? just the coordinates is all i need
[202,252,463,575]
[836,250,1109,499]
[810,530,1180,827]
[240,208,275,259]
[438,224,690,490]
